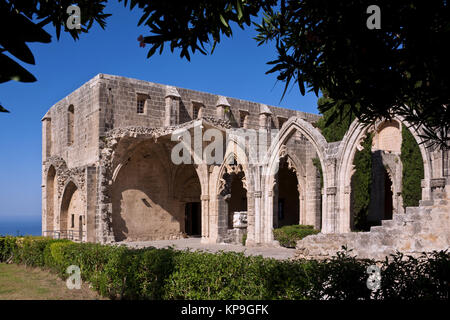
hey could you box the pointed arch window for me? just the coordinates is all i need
[67,105,74,146]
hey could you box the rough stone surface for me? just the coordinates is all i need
[295,197,450,261]
[42,74,449,261]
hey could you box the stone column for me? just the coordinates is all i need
[85,166,97,242]
[165,86,181,126]
[259,104,272,130]
[322,157,338,233]
[200,194,210,243]
[216,96,231,120]
[216,195,229,242]
[42,115,52,160]
[248,190,260,244]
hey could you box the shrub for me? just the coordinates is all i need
[273,225,320,248]
[352,133,373,231]
[401,124,424,208]
[0,236,18,262]
[375,250,449,300]
[0,236,448,300]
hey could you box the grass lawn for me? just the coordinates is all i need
[0,263,107,300]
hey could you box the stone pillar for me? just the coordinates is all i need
[248,190,260,244]
[42,115,51,161]
[259,104,272,130]
[96,164,114,244]
[41,175,47,235]
[216,96,231,120]
[85,166,97,242]
[41,114,51,235]
[200,194,210,243]
[323,186,337,233]
[216,195,229,242]
[165,86,181,126]
[322,157,338,233]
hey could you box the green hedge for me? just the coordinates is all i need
[352,133,373,231]
[0,236,448,300]
[401,124,424,208]
[273,225,320,248]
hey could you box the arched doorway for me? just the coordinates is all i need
[45,166,56,233]
[227,171,247,229]
[263,118,328,242]
[217,156,248,243]
[60,181,83,240]
[275,164,300,228]
[343,118,427,231]
[112,140,202,241]
[174,164,202,237]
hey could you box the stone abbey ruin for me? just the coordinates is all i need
[42,74,449,260]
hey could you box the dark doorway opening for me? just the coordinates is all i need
[277,166,300,227]
[227,176,247,229]
[384,170,393,220]
[185,202,201,236]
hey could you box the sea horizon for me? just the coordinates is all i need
[0,215,42,236]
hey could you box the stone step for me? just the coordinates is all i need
[381,219,398,228]
[406,206,422,215]
[369,226,385,233]
[419,199,435,207]
[393,213,407,222]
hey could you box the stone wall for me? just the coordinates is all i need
[296,183,449,261]
[42,74,448,256]
[42,76,101,169]
[95,74,320,135]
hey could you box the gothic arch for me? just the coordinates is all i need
[45,165,56,233]
[274,148,307,227]
[212,139,250,241]
[60,180,84,240]
[262,117,330,242]
[336,116,433,233]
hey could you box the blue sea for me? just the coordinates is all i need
[0,216,42,236]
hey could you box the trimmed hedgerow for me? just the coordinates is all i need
[273,225,320,248]
[0,236,448,300]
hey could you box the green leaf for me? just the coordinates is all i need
[219,15,229,28]
[236,0,243,21]
[0,104,10,113]
[0,52,37,83]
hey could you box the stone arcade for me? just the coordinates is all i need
[42,74,449,259]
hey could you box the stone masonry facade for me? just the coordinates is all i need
[42,74,450,260]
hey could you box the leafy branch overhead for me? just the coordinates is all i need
[124,0,449,150]
[0,0,110,112]
[1,1,449,150]
[118,0,276,61]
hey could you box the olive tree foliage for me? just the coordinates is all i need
[0,0,110,112]
[128,0,449,150]
[2,0,449,151]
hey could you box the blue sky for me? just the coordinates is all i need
[0,2,320,222]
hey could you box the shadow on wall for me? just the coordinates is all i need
[111,140,201,241]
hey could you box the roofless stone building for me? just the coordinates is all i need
[42,74,449,259]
